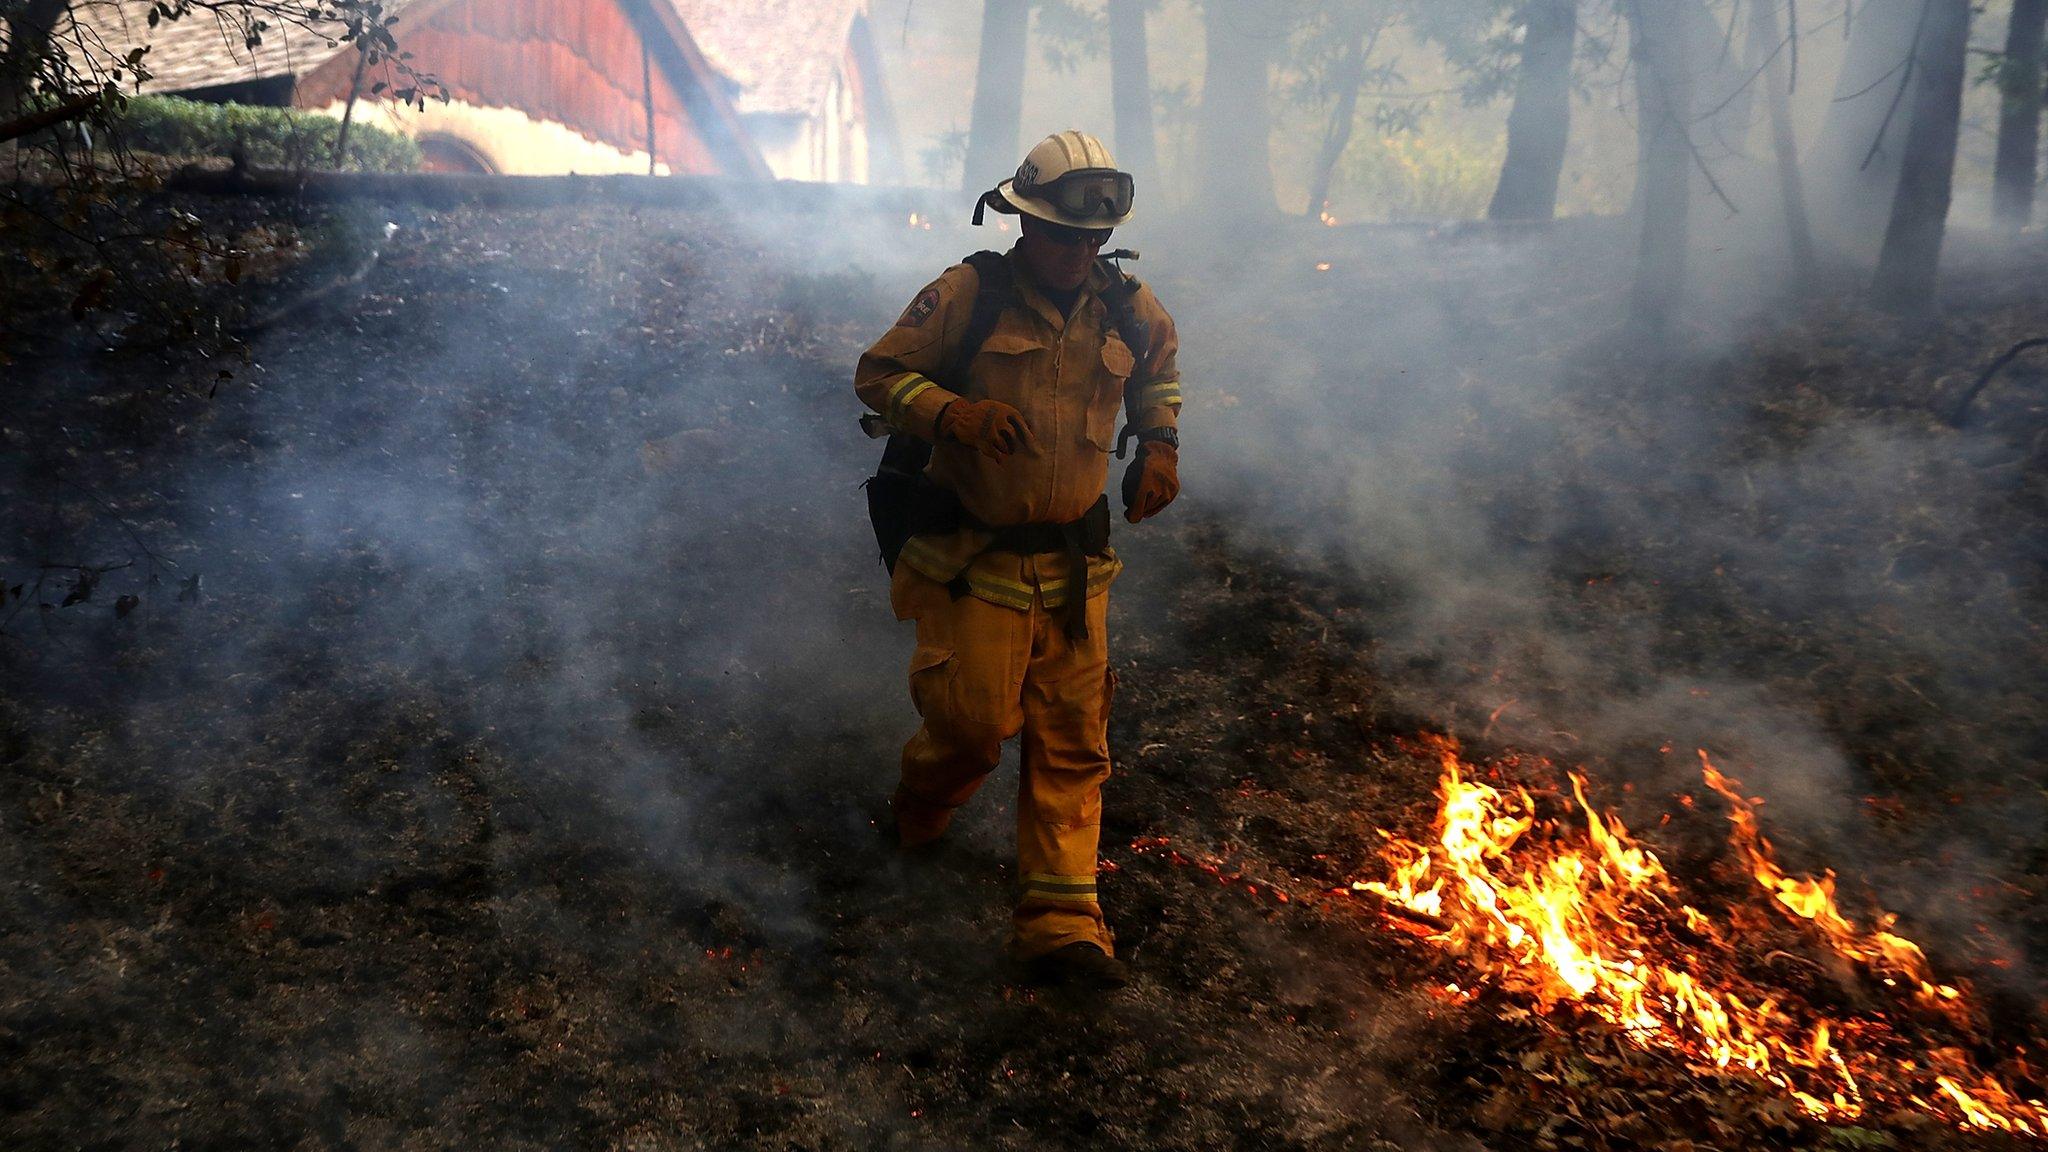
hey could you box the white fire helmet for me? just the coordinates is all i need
[978,130,1135,228]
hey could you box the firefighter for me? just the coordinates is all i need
[855,130,1181,989]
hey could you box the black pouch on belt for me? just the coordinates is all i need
[863,433,961,573]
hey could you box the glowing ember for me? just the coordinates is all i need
[1357,737,2047,1134]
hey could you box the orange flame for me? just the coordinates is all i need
[1357,737,2046,1133]
[1698,751,1963,1012]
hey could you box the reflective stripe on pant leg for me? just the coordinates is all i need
[1021,872,1099,904]
[1012,590,1114,958]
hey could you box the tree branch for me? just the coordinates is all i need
[1946,338,2048,426]
[1788,0,1800,93]
[1861,0,1932,172]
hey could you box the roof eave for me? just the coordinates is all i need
[624,0,775,180]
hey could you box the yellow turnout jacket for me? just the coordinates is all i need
[856,247,1182,611]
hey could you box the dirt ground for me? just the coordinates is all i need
[2,194,2045,1151]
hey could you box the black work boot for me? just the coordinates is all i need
[1025,942,1130,990]
[873,811,946,861]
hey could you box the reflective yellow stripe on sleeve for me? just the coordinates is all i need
[886,374,938,425]
[1138,379,1182,409]
[1022,872,1099,905]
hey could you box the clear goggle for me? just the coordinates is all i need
[1018,169,1133,220]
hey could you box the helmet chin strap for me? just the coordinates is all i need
[971,189,998,226]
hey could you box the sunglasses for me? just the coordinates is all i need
[1037,222,1114,248]
[1018,168,1134,221]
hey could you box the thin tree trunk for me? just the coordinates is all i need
[1627,0,1715,221]
[1488,0,1579,221]
[1304,23,1370,218]
[1107,0,1158,188]
[1689,0,1750,160]
[1992,0,2046,231]
[1812,0,1924,252]
[1628,0,1694,334]
[641,38,657,175]
[1197,0,1278,224]
[332,43,372,170]
[1721,0,1762,138]
[1750,0,1818,286]
[962,0,1031,192]
[1872,0,1970,313]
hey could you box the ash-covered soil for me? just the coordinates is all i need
[2,196,2045,1151]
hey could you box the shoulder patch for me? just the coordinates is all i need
[897,287,941,328]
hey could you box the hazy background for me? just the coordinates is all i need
[869,0,2025,224]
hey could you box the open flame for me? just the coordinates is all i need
[1356,737,2046,1134]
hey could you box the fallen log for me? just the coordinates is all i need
[0,92,100,145]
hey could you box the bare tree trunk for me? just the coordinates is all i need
[1812,0,1925,254]
[1107,0,1158,189]
[1,0,73,121]
[1688,0,1750,162]
[1873,0,1970,313]
[1627,0,1716,221]
[1488,0,1579,221]
[1628,0,1694,334]
[640,38,657,175]
[1303,23,1369,218]
[1197,0,1278,224]
[962,0,1031,192]
[332,42,372,171]
[1992,0,2046,231]
[1749,0,1818,286]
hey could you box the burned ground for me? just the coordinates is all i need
[2,197,2046,1151]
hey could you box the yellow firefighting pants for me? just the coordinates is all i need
[890,565,1116,959]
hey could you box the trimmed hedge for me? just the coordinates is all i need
[115,94,421,172]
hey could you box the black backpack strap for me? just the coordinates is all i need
[1097,259,1156,459]
[1095,257,1151,368]
[865,250,1016,573]
[942,250,1018,390]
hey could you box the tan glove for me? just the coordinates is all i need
[938,398,1039,461]
[1121,441,1179,523]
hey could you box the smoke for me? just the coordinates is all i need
[1118,181,2045,987]
[1,9,2041,1145]
[1807,0,1926,254]
[3,195,988,946]
[817,0,2033,995]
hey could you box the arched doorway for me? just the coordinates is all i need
[417,133,498,174]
